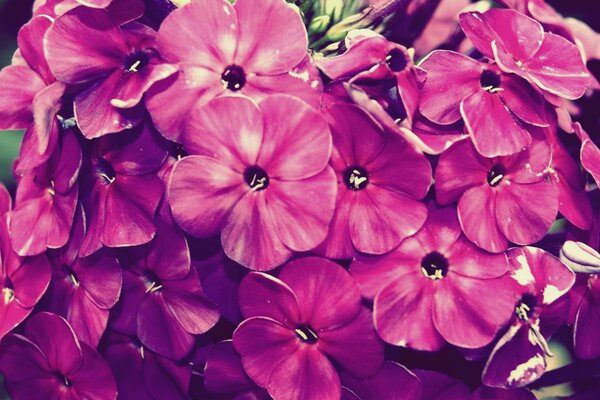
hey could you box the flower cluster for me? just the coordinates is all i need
[0,0,598,399]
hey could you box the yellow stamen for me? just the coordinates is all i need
[140,346,145,359]
[250,174,267,192]
[70,274,80,287]
[127,60,142,73]
[294,328,309,341]
[2,288,15,304]
[100,173,115,184]
[490,174,504,187]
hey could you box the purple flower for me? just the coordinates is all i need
[146,0,321,142]
[111,204,220,360]
[0,193,51,340]
[0,312,117,400]
[203,340,269,399]
[0,15,64,172]
[80,120,167,256]
[43,207,122,347]
[351,202,515,350]
[419,50,548,157]
[341,361,422,400]
[168,95,336,271]
[195,249,247,324]
[44,7,177,138]
[318,102,431,258]
[413,370,471,399]
[482,246,575,388]
[9,130,81,256]
[101,330,192,400]
[459,8,592,99]
[435,134,558,253]
[233,257,384,400]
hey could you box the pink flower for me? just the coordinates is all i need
[233,257,384,400]
[146,0,321,142]
[318,103,431,258]
[44,7,177,138]
[341,361,422,400]
[168,95,336,271]
[0,187,51,340]
[435,133,558,253]
[10,130,81,256]
[573,122,600,188]
[419,50,548,157]
[459,8,592,99]
[351,203,516,350]
[0,16,64,172]
[482,246,575,388]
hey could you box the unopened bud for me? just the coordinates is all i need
[560,240,600,274]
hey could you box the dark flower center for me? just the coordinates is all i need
[487,165,505,187]
[515,293,537,321]
[480,69,501,91]
[294,324,319,344]
[144,270,163,294]
[385,48,409,72]
[420,251,448,280]
[124,51,151,73]
[243,165,269,191]
[95,159,116,185]
[221,65,246,91]
[344,166,369,191]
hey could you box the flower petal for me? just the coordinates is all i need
[461,90,531,158]
[169,156,245,238]
[45,7,127,83]
[458,186,508,253]
[279,257,362,330]
[418,50,481,124]
[238,272,300,324]
[234,0,307,74]
[495,181,558,246]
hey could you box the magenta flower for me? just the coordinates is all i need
[233,257,384,400]
[43,208,122,347]
[545,120,592,230]
[203,340,269,399]
[111,204,220,360]
[318,30,422,126]
[44,6,177,138]
[101,330,192,400]
[0,312,117,400]
[413,370,471,399]
[318,103,431,258]
[574,275,600,359]
[419,50,548,157]
[459,8,592,99]
[80,120,167,256]
[482,246,575,388]
[351,203,515,350]
[435,134,558,253]
[0,15,63,172]
[341,361,422,400]
[146,0,321,142]
[573,122,600,188]
[9,130,81,256]
[168,95,336,271]
[0,189,51,340]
